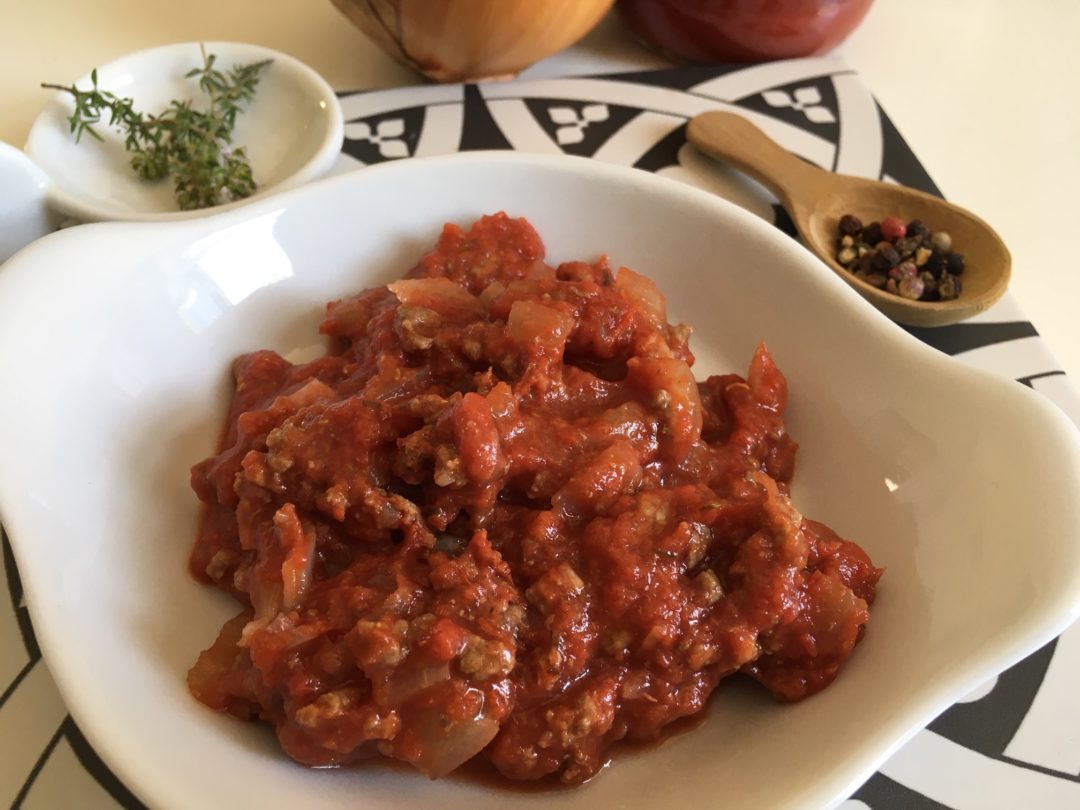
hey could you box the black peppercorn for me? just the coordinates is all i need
[906,219,930,240]
[945,252,965,275]
[833,213,965,304]
[868,253,889,273]
[838,214,863,236]
[938,273,961,300]
[924,251,946,278]
[896,236,922,258]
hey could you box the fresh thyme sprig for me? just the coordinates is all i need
[42,47,272,211]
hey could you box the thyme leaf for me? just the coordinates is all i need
[42,46,271,211]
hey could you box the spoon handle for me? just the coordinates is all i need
[686,111,830,212]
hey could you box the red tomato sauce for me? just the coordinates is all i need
[187,213,882,784]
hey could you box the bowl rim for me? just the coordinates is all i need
[25,39,345,223]
[2,150,1080,809]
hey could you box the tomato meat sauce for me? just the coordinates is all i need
[187,213,882,785]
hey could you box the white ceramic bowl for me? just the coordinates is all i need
[1,153,1079,810]
[0,41,343,261]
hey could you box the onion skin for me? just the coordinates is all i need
[330,0,616,82]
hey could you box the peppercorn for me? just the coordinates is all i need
[870,252,891,272]
[924,251,946,278]
[834,213,965,304]
[906,219,930,241]
[898,273,925,300]
[930,231,952,252]
[881,216,907,241]
[865,271,887,289]
[888,261,917,282]
[837,246,857,265]
[945,252,965,275]
[895,236,921,258]
[838,214,863,236]
[938,273,961,300]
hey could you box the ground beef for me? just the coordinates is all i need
[187,213,882,785]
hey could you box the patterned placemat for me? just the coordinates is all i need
[4,56,1080,809]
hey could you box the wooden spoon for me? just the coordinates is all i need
[686,111,1010,327]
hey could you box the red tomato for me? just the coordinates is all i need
[617,0,874,63]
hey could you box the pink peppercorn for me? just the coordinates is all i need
[880,216,907,241]
[898,274,925,300]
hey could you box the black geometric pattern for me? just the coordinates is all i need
[341,106,425,165]
[928,638,1060,768]
[877,104,943,192]
[1018,370,1067,388]
[460,84,512,152]
[736,75,841,144]
[3,525,39,662]
[770,203,800,238]
[524,98,639,157]
[606,64,745,92]
[903,321,1040,356]
[853,772,954,809]
[4,58,1079,809]
[634,121,688,173]
[64,716,150,809]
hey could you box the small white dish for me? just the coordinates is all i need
[1,153,1079,810]
[0,41,343,261]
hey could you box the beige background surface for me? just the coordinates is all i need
[2,0,1078,382]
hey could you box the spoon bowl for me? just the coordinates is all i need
[687,111,1010,327]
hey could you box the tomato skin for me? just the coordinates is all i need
[617,0,873,63]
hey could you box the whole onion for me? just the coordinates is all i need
[330,0,616,82]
